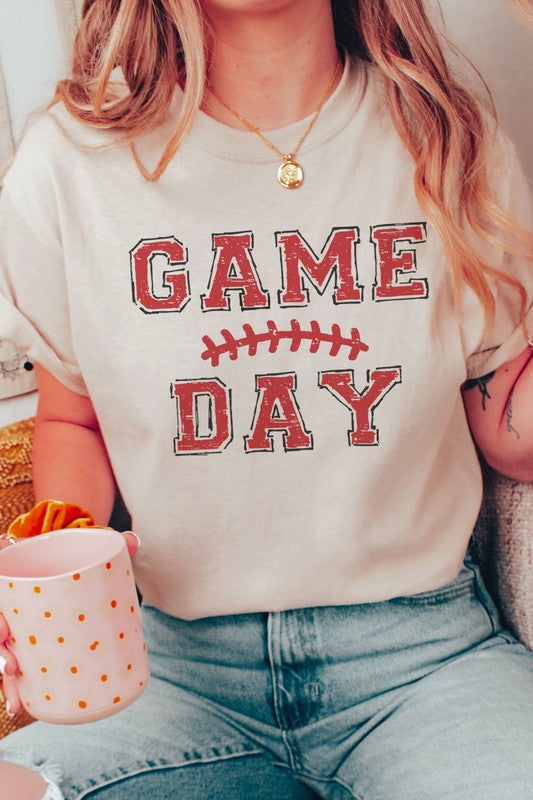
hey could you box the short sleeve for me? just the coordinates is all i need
[0,123,88,395]
[462,132,533,379]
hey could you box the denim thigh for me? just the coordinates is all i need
[2,558,532,799]
[288,560,533,799]
[0,675,258,799]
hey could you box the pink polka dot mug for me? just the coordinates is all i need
[0,528,149,724]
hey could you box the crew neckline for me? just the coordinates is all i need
[183,54,368,164]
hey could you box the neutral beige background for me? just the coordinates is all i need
[428,0,533,186]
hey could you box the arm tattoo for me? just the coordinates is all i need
[463,371,495,410]
[505,388,520,439]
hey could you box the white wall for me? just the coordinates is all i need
[428,0,533,185]
[0,0,68,142]
[0,0,79,424]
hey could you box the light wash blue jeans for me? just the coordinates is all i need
[2,558,533,799]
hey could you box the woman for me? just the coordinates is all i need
[0,1,532,797]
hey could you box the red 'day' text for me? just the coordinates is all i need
[170,367,402,455]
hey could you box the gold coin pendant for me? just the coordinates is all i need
[277,159,303,189]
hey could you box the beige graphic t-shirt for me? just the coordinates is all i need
[1,58,531,618]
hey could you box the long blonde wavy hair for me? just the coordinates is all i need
[54,0,531,329]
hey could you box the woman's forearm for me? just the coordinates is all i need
[463,346,533,482]
[32,419,116,526]
[31,364,117,525]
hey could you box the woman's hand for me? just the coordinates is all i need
[122,531,140,559]
[0,537,22,715]
[0,611,22,717]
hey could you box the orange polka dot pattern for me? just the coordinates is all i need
[0,532,149,723]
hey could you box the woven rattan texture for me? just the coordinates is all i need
[0,417,35,533]
[0,704,34,739]
[472,461,533,650]
[0,417,36,736]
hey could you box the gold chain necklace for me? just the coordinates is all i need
[206,56,342,189]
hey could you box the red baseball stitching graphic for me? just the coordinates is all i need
[201,320,369,366]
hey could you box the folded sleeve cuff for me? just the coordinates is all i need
[466,301,533,379]
[0,293,89,396]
